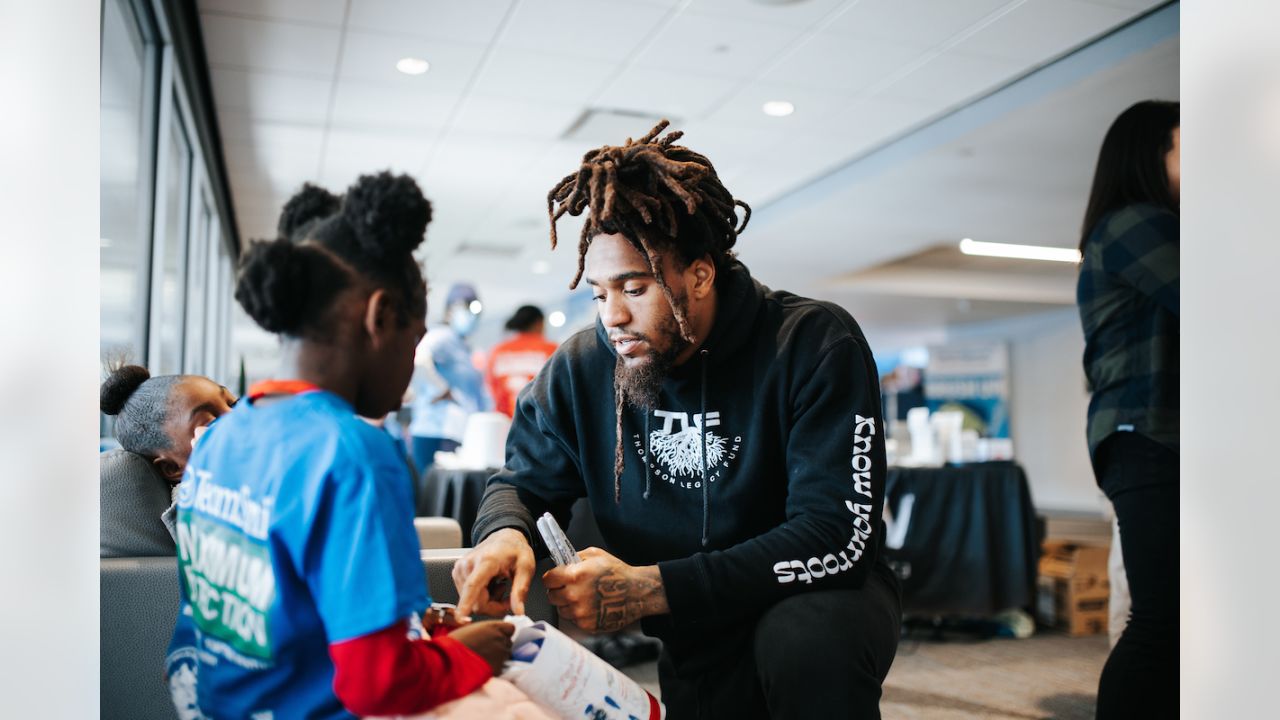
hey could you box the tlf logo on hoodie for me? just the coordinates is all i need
[634,409,742,490]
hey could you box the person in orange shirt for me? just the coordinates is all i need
[486,306,558,418]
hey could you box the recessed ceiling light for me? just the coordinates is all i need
[548,311,566,328]
[468,300,483,315]
[532,260,551,275]
[959,238,1081,263]
[762,100,795,117]
[396,57,430,75]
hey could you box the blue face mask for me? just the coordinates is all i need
[450,309,479,337]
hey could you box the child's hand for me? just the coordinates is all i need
[448,620,514,676]
[422,603,465,632]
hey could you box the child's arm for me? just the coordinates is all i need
[329,619,507,716]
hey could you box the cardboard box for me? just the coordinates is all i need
[1036,541,1110,636]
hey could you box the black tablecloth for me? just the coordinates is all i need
[883,462,1040,616]
[417,467,497,546]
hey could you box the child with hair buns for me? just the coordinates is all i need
[166,172,513,719]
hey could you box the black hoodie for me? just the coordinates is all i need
[473,261,887,654]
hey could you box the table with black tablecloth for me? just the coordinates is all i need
[417,467,606,550]
[417,467,498,546]
[883,462,1041,616]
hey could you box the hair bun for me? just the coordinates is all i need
[342,171,431,261]
[100,364,150,415]
[235,238,312,334]
[278,183,341,240]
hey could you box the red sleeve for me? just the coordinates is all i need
[329,620,492,717]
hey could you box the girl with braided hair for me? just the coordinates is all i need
[456,121,902,718]
[166,171,514,719]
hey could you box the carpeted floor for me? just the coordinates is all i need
[617,631,1109,719]
[882,632,1109,719]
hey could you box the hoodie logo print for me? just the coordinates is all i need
[635,409,742,491]
[650,410,727,476]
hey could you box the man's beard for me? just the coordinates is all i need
[614,312,687,411]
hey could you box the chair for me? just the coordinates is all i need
[100,557,182,720]
[100,449,176,558]
[415,516,464,549]
[101,552,556,719]
[417,467,493,543]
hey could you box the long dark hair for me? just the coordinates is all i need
[1080,100,1179,251]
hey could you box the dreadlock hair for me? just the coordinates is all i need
[278,183,342,241]
[100,362,183,458]
[545,119,751,502]
[236,171,431,340]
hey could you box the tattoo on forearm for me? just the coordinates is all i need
[594,569,663,632]
[596,572,630,631]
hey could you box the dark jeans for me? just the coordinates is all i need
[410,436,458,477]
[1094,432,1179,720]
[656,562,901,719]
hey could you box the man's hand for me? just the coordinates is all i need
[453,528,536,618]
[447,620,514,676]
[543,547,668,634]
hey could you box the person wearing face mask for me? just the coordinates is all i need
[408,282,494,474]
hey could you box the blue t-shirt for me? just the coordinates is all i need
[166,390,428,720]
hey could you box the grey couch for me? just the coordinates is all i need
[100,449,176,558]
[101,552,556,719]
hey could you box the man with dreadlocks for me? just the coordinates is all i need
[454,121,901,718]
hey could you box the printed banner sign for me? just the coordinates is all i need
[924,342,1011,438]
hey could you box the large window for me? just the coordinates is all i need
[100,0,157,364]
[184,183,212,375]
[100,0,240,437]
[204,215,232,384]
[150,100,192,375]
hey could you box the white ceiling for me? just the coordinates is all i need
[198,0,1171,348]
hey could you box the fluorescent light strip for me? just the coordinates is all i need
[959,238,1081,263]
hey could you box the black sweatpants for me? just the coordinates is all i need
[656,562,901,719]
[1094,432,1179,720]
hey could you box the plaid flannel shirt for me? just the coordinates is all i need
[1077,203,1179,459]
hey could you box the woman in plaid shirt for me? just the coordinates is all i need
[1077,100,1179,720]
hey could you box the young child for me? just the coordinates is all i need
[167,171,513,719]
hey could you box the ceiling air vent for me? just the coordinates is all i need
[561,108,677,144]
